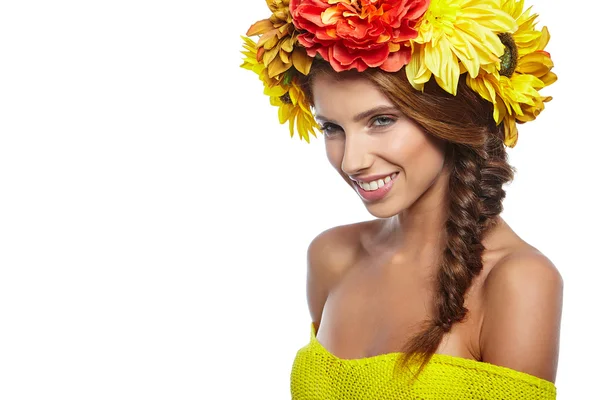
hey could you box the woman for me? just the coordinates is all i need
[241,0,563,398]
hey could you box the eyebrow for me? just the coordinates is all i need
[315,105,400,124]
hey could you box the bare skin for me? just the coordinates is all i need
[307,73,563,382]
[310,217,535,360]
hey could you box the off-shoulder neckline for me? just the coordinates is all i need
[308,321,557,390]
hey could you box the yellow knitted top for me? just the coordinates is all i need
[290,322,557,399]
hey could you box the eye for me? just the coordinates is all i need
[371,116,397,128]
[319,122,343,138]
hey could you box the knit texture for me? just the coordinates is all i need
[290,322,557,399]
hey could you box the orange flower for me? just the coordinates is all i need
[290,0,430,72]
[246,0,313,87]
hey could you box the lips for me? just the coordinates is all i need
[353,172,399,202]
[350,172,399,184]
[354,172,397,191]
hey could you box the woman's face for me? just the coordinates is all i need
[311,73,449,218]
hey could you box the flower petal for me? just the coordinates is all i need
[267,56,290,78]
[247,19,274,36]
[503,115,518,148]
[291,47,313,75]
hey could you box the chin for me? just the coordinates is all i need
[362,201,404,219]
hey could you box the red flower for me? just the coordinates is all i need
[290,0,430,72]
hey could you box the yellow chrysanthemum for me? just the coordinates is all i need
[246,0,312,87]
[406,0,518,95]
[466,0,557,147]
[241,36,319,142]
[270,80,319,143]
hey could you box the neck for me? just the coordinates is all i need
[367,166,451,267]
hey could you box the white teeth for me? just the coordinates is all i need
[357,173,397,191]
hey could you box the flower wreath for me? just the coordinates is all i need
[240,0,556,147]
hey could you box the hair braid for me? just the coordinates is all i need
[437,145,486,326]
[393,144,484,379]
[478,127,516,228]
[394,126,515,381]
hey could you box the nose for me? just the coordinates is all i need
[340,134,371,176]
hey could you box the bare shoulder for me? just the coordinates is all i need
[480,247,564,382]
[306,220,372,327]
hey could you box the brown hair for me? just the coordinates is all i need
[299,60,516,380]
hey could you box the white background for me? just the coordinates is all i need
[0,0,597,399]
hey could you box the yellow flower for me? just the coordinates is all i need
[407,0,517,95]
[246,0,312,87]
[241,36,319,142]
[466,0,557,147]
[270,80,320,143]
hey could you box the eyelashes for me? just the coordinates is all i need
[318,115,398,138]
[319,122,341,136]
[371,116,396,127]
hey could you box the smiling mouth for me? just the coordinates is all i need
[353,173,399,202]
[354,172,398,191]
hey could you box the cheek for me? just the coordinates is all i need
[325,141,344,169]
[386,128,446,176]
